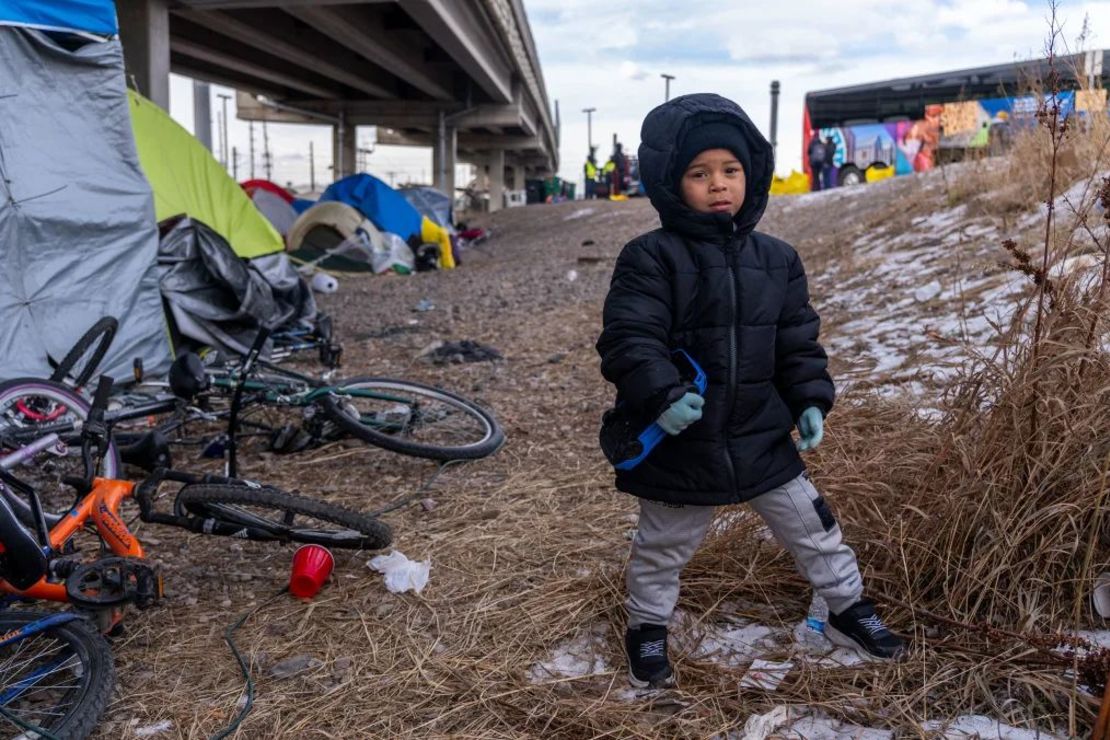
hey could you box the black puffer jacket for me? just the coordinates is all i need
[596,93,834,505]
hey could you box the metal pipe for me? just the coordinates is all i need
[769,80,781,155]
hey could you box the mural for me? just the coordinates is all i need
[805,90,1102,187]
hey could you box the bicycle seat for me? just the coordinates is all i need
[0,493,48,590]
[169,352,209,400]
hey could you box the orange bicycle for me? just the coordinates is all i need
[0,376,391,738]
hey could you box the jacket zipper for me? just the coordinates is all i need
[724,253,739,496]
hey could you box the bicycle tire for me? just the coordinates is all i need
[0,379,121,524]
[49,317,118,389]
[175,484,392,550]
[0,611,115,740]
[317,377,505,461]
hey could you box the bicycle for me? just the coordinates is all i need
[0,378,391,738]
[0,377,393,562]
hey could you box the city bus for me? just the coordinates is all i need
[803,50,1109,188]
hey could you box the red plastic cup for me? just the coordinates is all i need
[288,544,334,599]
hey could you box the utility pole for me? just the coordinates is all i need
[217,93,231,169]
[262,120,272,180]
[661,73,675,102]
[309,141,315,192]
[581,107,595,152]
[769,80,781,155]
[231,146,238,180]
[249,122,256,179]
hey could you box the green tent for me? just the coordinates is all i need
[128,90,284,259]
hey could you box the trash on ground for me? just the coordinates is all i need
[1093,572,1110,618]
[268,654,324,680]
[368,550,430,594]
[738,659,793,691]
[420,339,502,365]
[134,720,174,738]
[413,298,435,312]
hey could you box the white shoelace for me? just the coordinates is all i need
[859,615,888,636]
[639,639,666,658]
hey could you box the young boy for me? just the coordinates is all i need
[597,93,906,689]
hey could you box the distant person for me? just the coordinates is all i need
[597,93,906,690]
[822,135,837,189]
[806,134,827,190]
[584,146,599,199]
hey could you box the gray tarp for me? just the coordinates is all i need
[159,217,316,356]
[400,186,454,231]
[0,27,171,380]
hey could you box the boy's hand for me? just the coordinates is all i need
[795,407,824,451]
[657,392,704,435]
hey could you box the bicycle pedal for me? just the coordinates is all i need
[202,437,227,459]
[65,558,162,610]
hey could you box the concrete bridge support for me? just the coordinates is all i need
[117,0,171,109]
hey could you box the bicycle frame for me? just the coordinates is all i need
[0,476,142,603]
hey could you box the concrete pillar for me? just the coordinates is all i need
[512,164,526,191]
[117,0,170,109]
[332,118,356,179]
[433,111,457,195]
[487,149,505,212]
[193,80,212,152]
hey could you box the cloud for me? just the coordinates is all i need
[620,61,649,80]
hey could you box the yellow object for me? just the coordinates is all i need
[420,216,455,269]
[128,91,284,258]
[609,193,629,202]
[770,170,812,196]
[866,165,895,183]
[585,161,598,178]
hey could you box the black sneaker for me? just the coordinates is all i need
[826,599,907,661]
[625,623,675,688]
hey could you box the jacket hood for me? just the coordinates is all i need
[638,93,774,242]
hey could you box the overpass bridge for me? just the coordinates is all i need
[116,0,559,209]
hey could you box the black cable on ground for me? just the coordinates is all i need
[365,459,466,518]
[209,588,288,740]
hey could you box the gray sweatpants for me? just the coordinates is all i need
[626,473,863,628]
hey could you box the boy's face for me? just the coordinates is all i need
[679,148,746,217]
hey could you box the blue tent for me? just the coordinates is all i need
[319,174,423,244]
[0,0,118,35]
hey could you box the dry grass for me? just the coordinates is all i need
[71,41,1110,740]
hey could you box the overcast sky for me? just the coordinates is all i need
[169,0,1110,193]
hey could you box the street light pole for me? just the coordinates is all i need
[661,73,675,102]
[581,107,596,151]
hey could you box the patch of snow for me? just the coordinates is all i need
[687,622,781,667]
[527,623,611,682]
[922,715,1064,739]
[913,279,943,302]
[1074,629,1110,650]
[734,706,893,740]
[563,207,596,221]
[134,720,174,738]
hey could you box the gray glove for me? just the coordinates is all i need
[657,392,705,435]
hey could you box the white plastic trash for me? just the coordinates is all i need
[1094,572,1110,618]
[311,272,339,293]
[368,550,430,594]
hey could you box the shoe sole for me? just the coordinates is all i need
[628,670,675,689]
[825,624,904,662]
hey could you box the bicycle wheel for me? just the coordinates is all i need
[318,377,505,460]
[0,379,121,520]
[0,611,115,740]
[175,484,392,550]
[49,317,118,390]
